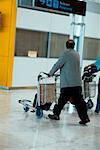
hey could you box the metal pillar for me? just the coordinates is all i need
[70,14,85,68]
[47,32,51,58]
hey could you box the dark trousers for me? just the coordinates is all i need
[53,86,89,121]
[95,78,100,111]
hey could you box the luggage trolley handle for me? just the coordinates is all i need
[37,72,60,81]
[37,72,50,81]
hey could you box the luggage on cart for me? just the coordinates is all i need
[82,66,96,109]
[35,72,60,118]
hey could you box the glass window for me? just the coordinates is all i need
[15,29,48,57]
[15,29,69,58]
[18,0,33,7]
[50,33,69,58]
[83,37,100,60]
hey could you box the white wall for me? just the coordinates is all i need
[85,12,100,38]
[12,57,58,87]
[16,8,71,34]
[12,57,100,87]
[16,8,100,38]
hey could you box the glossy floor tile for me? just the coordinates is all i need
[0,89,100,150]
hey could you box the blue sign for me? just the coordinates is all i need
[34,0,86,16]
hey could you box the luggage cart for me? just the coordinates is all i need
[82,66,96,109]
[35,72,60,118]
[19,72,60,118]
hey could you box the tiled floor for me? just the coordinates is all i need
[0,89,100,150]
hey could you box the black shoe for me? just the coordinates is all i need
[30,109,35,113]
[95,110,99,113]
[79,118,90,125]
[48,114,60,120]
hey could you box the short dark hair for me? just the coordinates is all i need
[66,39,75,49]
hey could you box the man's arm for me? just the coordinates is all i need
[95,58,100,71]
[49,52,67,76]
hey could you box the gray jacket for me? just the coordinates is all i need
[49,49,82,88]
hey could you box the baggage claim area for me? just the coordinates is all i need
[0,0,100,150]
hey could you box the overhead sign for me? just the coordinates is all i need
[34,0,86,16]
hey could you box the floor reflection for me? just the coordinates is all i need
[0,89,100,150]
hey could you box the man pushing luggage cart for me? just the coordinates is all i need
[47,39,90,125]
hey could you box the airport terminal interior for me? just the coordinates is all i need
[0,0,100,150]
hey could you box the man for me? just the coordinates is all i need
[48,39,90,125]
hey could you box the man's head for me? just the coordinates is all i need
[66,39,75,49]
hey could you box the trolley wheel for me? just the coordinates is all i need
[86,99,94,109]
[24,106,29,112]
[36,106,43,118]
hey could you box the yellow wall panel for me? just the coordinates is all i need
[0,27,10,56]
[8,0,16,58]
[0,1,11,27]
[7,57,14,87]
[0,0,16,88]
[0,0,12,6]
[0,4,11,12]
[7,0,16,87]
[1,11,11,27]
[0,57,8,86]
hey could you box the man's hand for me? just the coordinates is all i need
[47,74,51,77]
